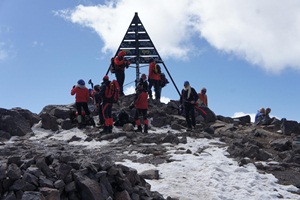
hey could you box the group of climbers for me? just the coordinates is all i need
[72,50,212,133]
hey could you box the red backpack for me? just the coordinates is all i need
[105,80,120,103]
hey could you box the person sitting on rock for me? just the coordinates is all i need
[130,82,149,133]
[198,87,208,107]
[254,108,265,125]
[261,107,273,125]
[180,81,199,131]
[114,109,131,127]
[71,79,96,128]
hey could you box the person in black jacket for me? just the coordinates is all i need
[180,81,199,131]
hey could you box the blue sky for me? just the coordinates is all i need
[1,0,300,122]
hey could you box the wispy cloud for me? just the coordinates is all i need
[32,41,44,47]
[56,0,300,73]
[0,42,8,61]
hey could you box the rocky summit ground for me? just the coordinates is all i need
[1,95,300,199]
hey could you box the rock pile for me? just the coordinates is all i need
[1,94,300,199]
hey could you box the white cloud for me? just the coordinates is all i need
[56,0,300,73]
[124,86,135,95]
[160,96,170,104]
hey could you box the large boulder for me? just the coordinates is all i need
[0,108,32,137]
[39,112,59,131]
[39,105,75,120]
[281,119,300,135]
[11,107,40,126]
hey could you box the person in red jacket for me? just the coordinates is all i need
[130,83,149,133]
[71,79,95,128]
[148,58,161,102]
[114,50,131,96]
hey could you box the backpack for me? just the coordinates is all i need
[105,80,120,103]
[160,73,169,87]
[110,57,116,73]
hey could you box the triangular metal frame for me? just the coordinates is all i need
[106,12,180,96]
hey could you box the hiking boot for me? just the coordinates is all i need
[108,126,113,133]
[144,125,148,133]
[89,116,96,127]
[186,127,192,132]
[100,126,108,134]
[78,123,84,129]
[135,125,142,133]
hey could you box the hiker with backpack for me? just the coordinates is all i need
[148,58,161,102]
[71,79,96,128]
[180,81,199,131]
[113,50,131,96]
[99,75,120,133]
[129,82,149,133]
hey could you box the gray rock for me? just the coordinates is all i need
[281,119,300,135]
[40,112,59,131]
[139,169,159,180]
[39,187,60,200]
[0,108,32,137]
[0,130,11,139]
[115,190,131,200]
[7,163,21,180]
[270,138,292,151]
[11,107,40,126]
[61,118,74,130]
[74,172,108,200]
[22,191,46,200]
[122,123,134,131]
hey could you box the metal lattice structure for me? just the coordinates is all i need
[106,12,180,96]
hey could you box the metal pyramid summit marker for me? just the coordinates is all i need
[106,12,180,96]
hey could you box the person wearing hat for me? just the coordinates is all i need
[99,75,114,133]
[198,87,208,107]
[180,81,199,131]
[148,58,161,102]
[71,79,96,128]
[114,50,131,96]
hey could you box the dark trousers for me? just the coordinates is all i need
[98,105,104,124]
[148,79,161,100]
[76,102,90,116]
[115,69,125,95]
[135,109,147,121]
[102,103,113,126]
[184,104,195,128]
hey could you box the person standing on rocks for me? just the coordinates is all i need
[130,82,149,133]
[180,81,199,131]
[148,58,161,103]
[71,79,96,128]
[138,73,149,92]
[93,84,105,127]
[114,50,131,96]
[99,75,114,133]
